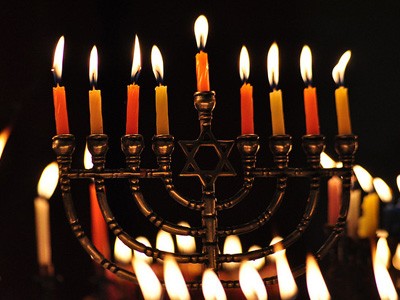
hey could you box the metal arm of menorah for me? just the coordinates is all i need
[52,91,358,288]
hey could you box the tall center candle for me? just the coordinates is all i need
[89,46,103,134]
[194,15,210,92]
[239,46,254,135]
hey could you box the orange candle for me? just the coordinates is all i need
[267,42,285,135]
[239,46,254,135]
[151,46,169,135]
[332,50,352,135]
[327,175,342,225]
[89,46,103,134]
[300,45,320,135]
[52,36,69,134]
[194,15,210,92]
[126,35,141,135]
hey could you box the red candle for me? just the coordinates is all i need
[328,175,342,225]
[52,36,70,134]
[126,35,141,135]
[194,15,210,91]
[300,45,320,135]
[239,46,254,135]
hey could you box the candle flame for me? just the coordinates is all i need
[156,229,175,253]
[300,45,312,85]
[306,254,331,300]
[239,46,250,83]
[267,42,279,88]
[392,244,400,270]
[376,236,391,268]
[396,175,400,192]
[114,237,132,264]
[353,165,374,193]
[320,152,342,168]
[373,246,398,300]
[202,269,227,300]
[194,15,208,50]
[0,126,11,160]
[131,35,141,82]
[89,46,98,87]
[133,236,153,264]
[332,50,351,86]
[268,236,284,262]
[239,261,268,300]
[176,221,196,254]
[84,144,93,169]
[132,257,162,300]
[248,245,265,270]
[276,247,298,300]
[373,177,392,203]
[52,36,65,83]
[151,45,164,84]
[37,162,59,199]
[164,255,191,300]
[223,235,242,270]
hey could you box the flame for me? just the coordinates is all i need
[239,46,250,83]
[37,162,59,199]
[132,257,162,300]
[353,165,374,193]
[114,237,132,264]
[300,45,312,85]
[332,50,351,86]
[397,175,400,192]
[202,269,226,300]
[156,229,175,253]
[269,236,284,262]
[133,236,153,264]
[89,46,98,86]
[239,261,268,300]
[276,247,298,300]
[176,221,196,254]
[320,152,342,168]
[0,126,11,159]
[164,255,190,300]
[373,177,392,203]
[84,144,93,169]
[151,45,164,84]
[373,246,398,300]
[306,254,331,300]
[223,235,242,270]
[392,244,400,270]
[131,35,141,82]
[376,236,391,268]
[267,42,279,88]
[194,15,208,50]
[52,36,65,82]
[248,245,265,270]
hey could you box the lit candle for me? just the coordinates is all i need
[300,45,320,135]
[89,46,103,134]
[151,45,169,135]
[35,162,59,274]
[239,46,254,135]
[267,42,285,135]
[332,51,352,135]
[194,15,210,91]
[126,35,141,134]
[52,36,70,134]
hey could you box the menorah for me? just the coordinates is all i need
[52,89,358,291]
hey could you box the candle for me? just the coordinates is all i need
[267,42,285,135]
[151,45,169,135]
[239,46,254,135]
[327,175,342,225]
[300,45,320,135]
[332,50,352,135]
[35,162,59,274]
[194,15,210,91]
[358,192,379,238]
[126,35,141,135]
[89,46,103,134]
[52,36,70,135]
[347,189,361,238]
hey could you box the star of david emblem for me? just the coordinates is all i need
[179,130,236,186]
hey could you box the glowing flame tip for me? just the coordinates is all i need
[151,45,164,84]
[332,50,351,85]
[37,162,59,199]
[52,36,65,82]
[267,42,279,88]
[131,35,141,82]
[89,46,98,86]
[239,46,250,82]
[300,45,312,84]
[195,15,209,50]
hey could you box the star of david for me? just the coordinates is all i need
[178,130,236,186]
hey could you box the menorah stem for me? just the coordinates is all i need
[194,91,215,130]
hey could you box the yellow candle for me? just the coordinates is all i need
[358,192,379,238]
[194,15,210,92]
[332,50,352,135]
[89,46,103,134]
[267,42,285,135]
[151,45,169,135]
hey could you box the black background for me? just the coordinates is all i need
[1,0,399,299]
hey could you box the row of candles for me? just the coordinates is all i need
[52,15,352,138]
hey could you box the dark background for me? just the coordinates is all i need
[1,0,399,299]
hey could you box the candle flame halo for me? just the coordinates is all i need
[156,229,174,253]
[239,260,268,300]
[151,45,164,84]
[332,50,351,86]
[37,162,59,199]
[133,236,153,264]
[320,152,342,168]
[132,257,162,300]
[306,254,331,300]
[52,36,65,83]
[164,255,190,300]
[373,177,392,202]
[89,46,98,87]
[223,235,242,270]
[373,245,398,300]
[300,45,313,85]
[176,221,196,254]
[376,236,391,268]
[114,237,132,264]
[202,269,227,300]
[248,245,265,270]
[131,35,141,83]
[353,165,374,193]
[0,126,11,160]
[83,144,93,170]
[267,42,279,88]
[275,243,298,300]
[392,244,400,270]
[239,46,250,83]
[194,15,208,50]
